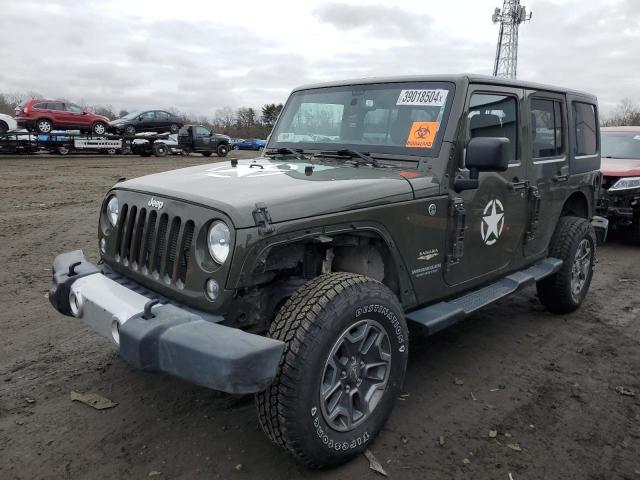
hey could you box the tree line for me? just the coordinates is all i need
[0,92,283,138]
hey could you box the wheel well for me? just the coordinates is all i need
[229,233,401,331]
[561,192,589,219]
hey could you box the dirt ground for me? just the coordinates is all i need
[1,153,639,480]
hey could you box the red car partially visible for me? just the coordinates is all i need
[600,126,640,242]
[15,99,110,135]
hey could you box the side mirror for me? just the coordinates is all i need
[138,116,143,121]
[454,137,510,192]
[82,111,88,115]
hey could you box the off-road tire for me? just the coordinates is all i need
[537,216,596,314]
[217,144,229,157]
[255,272,408,468]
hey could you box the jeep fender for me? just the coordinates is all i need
[229,222,418,309]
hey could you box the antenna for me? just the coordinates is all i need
[492,0,532,79]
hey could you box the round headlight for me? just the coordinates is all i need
[207,221,230,264]
[106,196,119,227]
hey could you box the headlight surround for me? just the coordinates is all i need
[106,196,119,227]
[207,221,231,264]
[609,176,640,192]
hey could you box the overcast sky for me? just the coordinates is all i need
[0,0,638,118]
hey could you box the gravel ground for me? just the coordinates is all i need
[1,153,639,480]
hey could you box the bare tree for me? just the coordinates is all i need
[603,99,640,126]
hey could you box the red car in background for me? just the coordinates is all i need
[599,126,640,243]
[15,99,110,135]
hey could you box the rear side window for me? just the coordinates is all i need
[33,102,47,109]
[47,102,64,111]
[573,102,597,156]
[467,93,518,162]
[531,98,564,158]
[156,111,169,120]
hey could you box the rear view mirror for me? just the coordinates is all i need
[454,137,510,192]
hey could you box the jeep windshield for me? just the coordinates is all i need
[269,82,454,158]
[601,131,640,160]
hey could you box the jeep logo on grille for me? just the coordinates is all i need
[148,197,164,210]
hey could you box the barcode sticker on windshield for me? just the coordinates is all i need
[396,89,448,107]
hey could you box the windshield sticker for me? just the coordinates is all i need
[396,89,448,107]
[405,121,439,149]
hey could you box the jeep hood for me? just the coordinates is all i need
[601,157,640,177]
[117,158,433,228]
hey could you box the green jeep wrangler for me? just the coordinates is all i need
[49,74,604,468]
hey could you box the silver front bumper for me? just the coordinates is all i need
[49,250,286,393]
[69,273,153,344]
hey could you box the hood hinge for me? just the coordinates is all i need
[253,202,275,235]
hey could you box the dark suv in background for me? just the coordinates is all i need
[15,99,110,134]
[109,110,183,135]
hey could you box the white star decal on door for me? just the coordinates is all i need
[481,199,505,246]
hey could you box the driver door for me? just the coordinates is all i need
[445,85,530,287]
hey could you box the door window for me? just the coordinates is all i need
[141,111,155,120]
[572,102,597,156]
[47,102,64,111]
[530,98,564,158]
[156,111,169,120]
[65,103,83,113]
[195,127,210,136]
[467,93,518,161]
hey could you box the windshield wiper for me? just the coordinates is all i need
[264,147,305,161]
[317,149,380,167]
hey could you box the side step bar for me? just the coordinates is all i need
[406,258,563,335]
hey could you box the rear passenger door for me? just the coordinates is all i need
[524,91,569,258]
[445,84,530,286]
[46,102,66,127]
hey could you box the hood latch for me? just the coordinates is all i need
[253,202,274,235]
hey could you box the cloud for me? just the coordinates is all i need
[313,3,432,40]
[0,0,638,119]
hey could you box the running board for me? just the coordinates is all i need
[406,258,563,335]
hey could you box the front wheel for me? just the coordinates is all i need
[92,121,107,135]
[169,123,179,133]
[217,144,229,157]
[124,125,136,136]
[255,273,408,468]
[537,216,596,314]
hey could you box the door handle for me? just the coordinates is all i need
[553,174,569,183]
[508,179,529,191]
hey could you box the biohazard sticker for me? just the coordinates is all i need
[405,121,439,149]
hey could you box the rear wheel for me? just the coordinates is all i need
[217,144,229,157]
[152,142,168,157]
[169,123,179,133]
[255,273,408,468]
[36,118,52,134]
[57,145,70,155]
[537,216,596,313]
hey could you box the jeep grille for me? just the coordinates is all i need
[114,203,194,286]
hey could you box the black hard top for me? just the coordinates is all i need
[292,74,596,101]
